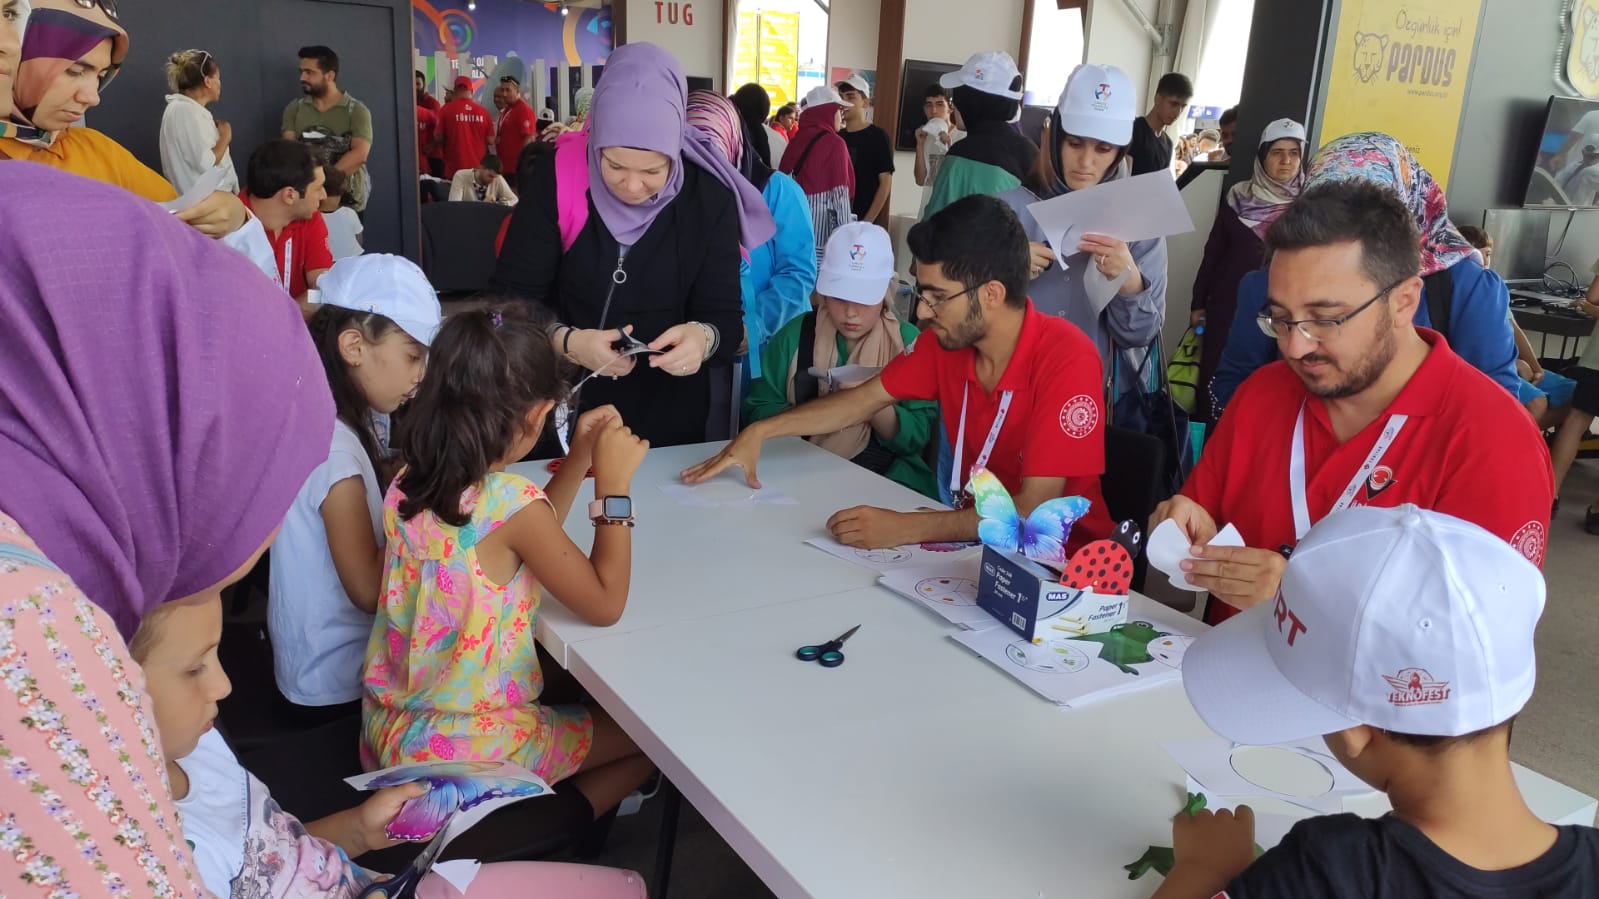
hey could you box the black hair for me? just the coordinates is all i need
[1457,224,1490,250]
[306,306,403,474]
[165,49,218,94]
[517,139,555,186]
[299,45,339,76]
[923,84,950,100]
[906,194,1029,309]
[775,103,796,118]
[1218,106,1238,127]
[396,303,571,526]
[478,153,502,173]
[1267,181,1421,290]
[415,69,426,82]
[731,82,771,123]
[321,163,348,198]
[1156,72,1193,99]
[246,139,318,198]
[1386,718,1514,754]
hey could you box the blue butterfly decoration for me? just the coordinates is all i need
[969,467,1092,567]
[365,761,548,841]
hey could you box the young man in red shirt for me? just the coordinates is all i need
[436,76,492,180]
[494,75,537,189]
[684,194,1112,551]
[240,139,332,316]
[415,70,444,179]
[1154,181,1553,624]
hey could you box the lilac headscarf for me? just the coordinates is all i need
[0,164,334,639]
[587,42,774,248]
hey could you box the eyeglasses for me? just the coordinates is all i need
[915,283,979,314]
[73,0,117,20]
[1255,279,1405,343]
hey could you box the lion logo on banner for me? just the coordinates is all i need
[1351,32,1388,83]
[1568,0,1599,97]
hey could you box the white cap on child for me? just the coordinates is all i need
[316,254,444,347]
[939,50,1023,100]
[1055,63,1137,147]
[1182,505,1545,746]
[815,221,895,306]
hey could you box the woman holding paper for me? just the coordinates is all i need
[998,63,1168,397]
[744,221,937,497]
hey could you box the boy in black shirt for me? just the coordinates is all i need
[836,72,895,225]
[1129,72,1190,176]
[1160,505,1599,898]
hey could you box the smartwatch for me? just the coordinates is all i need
[589,495,636,527]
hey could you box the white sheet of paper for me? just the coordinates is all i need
[1082,264,1132,315]
[657,481,798,509]
[877,560,998,628]
[806,364,882,388]
[431,859,483,893]
[158,165,228,213]
[1146,520,1244,591]
[1025,171,1195,269]
[805,534,981,573]
[1164,736,1371,814]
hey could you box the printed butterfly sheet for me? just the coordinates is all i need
[951,598,1197,708]
[346,759,552,842]
[805,534,981,573]
[878,560,1000,629]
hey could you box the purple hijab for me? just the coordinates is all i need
[587,42,774,248]
[0,165,334,639]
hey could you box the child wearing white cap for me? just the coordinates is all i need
[923,50,1038,217]
[744,222,937,496]
[1162,505,1599,898]
[999,63,1168,391]
[268,254,442,722]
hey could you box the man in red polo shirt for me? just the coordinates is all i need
[494,75,537,189]
[684,194,1113,550]
[437,76,493,179]
[241,139,332,314]
[415,70,444,179]
[1155,181,1553,623]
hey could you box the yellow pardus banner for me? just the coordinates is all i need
[1320,0,1483,189]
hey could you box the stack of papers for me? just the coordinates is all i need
[877,560,997,629]
[951,597,1196,707]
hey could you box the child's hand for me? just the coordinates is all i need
[356,782,429,853]
[1172,806,1256,884]
[592,419,649,493]
[569,405,622,458]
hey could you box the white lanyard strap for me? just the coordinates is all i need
[1289,401,1408,540]
[279,238,293,291]
[949,383,1014,495]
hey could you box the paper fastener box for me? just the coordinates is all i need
[976,546,1128,641]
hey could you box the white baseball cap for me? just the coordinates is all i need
[816,222,895,305]
[801,85,845,109]
[1259,117,1307,146]
[1056,63,1136,146]
[836,72,871,100]
[1183,505,1545,746]
[316,254,444,347]
[939,51,1023,100]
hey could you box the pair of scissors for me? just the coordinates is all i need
[795,625,860,668]
[357,819,451,898]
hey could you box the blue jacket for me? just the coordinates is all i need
[1210,257,1518,415]
[741,172,817,378]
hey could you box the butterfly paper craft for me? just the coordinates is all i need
[362,760,549,841]
[969,468,1092,567]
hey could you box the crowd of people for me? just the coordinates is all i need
[1,0,1596,894]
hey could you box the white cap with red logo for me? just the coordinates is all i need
[1182,504,1544,745]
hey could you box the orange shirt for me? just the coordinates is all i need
[0,129,177,203]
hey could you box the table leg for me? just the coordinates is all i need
[653,779,682,897]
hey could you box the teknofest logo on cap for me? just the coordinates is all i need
[1382,668,1451,706]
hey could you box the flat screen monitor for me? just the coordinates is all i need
[1523,95,1599,208]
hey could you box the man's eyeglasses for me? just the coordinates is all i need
[915,283,978,314]
[1255,279,1405,343]
[74,0,117,20]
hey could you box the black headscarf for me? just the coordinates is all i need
[731,82,775,169]
[946,83,1037,181]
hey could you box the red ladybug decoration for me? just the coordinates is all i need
[1060,520,1142,594]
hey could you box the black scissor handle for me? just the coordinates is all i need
[796,644,822,662]
[817,650,844,667]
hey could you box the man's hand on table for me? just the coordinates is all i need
[826,506,920,548]
[681,425,765,488]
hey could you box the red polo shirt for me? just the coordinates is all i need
[418,94,444,161]
[1185,329,1553,623]
[439,97,493,178]
[880,301,1113,552]
[497,98,537,175]
[240,195,333,299]
[416,104,440,173]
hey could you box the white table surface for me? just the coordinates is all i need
[507,439,943,667]
[568,586,1598,899]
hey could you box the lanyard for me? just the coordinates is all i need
[949,383,1014,496]
[278,237,294,291]
[1288,401,1408,540]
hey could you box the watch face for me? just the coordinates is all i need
[603,496,633,519]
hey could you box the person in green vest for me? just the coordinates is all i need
[923,50,1037,217]
[745,221,937,497]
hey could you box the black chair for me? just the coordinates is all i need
[419,201,514,297]
[1100,425,1168,593]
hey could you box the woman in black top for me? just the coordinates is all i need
[492,43,773,447]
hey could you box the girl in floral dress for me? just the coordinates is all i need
[362,304,654,818]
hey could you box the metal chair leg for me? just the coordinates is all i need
[652,779,682,898]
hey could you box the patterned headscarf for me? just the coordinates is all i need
[1227,130,1306,241]
[0,165,334,639]
[1305,132,1474,276]
[8,0,128,144]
